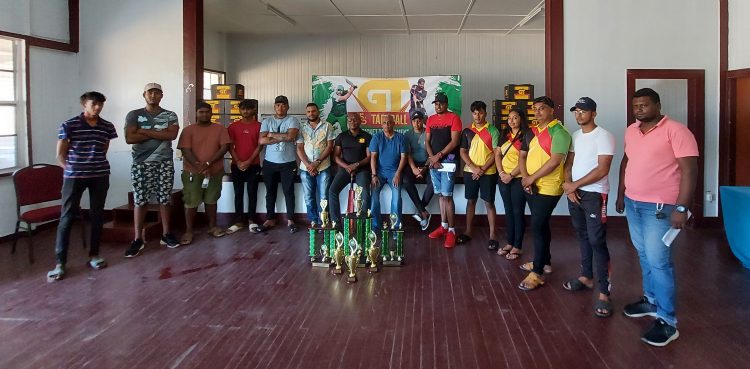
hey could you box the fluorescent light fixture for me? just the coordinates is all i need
[266,3,296,26]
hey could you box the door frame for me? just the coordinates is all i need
[626,69,705,223]
[721,68,750,186]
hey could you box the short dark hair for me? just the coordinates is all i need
[80,91,106,104]
[533,96,555,109]
[470,100,486,113]
[239,99,258,109]
[196,101,212,111]
[306,102,319,110]
[633,88,661,104]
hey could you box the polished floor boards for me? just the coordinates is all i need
[0,222,748,369]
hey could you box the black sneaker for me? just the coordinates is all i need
[623,296,658,318]
[160,233,180,249]
[641,318,679,347]
[125,239,145,258]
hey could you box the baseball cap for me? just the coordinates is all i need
[432,92,448,104]
[410,111,425,120]
[569,97,597,112]
[143,83,162,92]
[274,95,289,104]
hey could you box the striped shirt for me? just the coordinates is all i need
[58,114,118,178]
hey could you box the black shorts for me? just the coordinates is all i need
[463,172,496,203]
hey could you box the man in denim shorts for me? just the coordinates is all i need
[425,92,462,248]
[124,83,180,257]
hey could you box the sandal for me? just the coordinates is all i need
[518,272,545,291]
[225,223,244,235]
[208,227,226,238]
[88,257,107,270]
[288,223,298,234]
[456,234,472,244]
[47,264,65,281]
[248,223,262,234]
[519,261,552,274]
[487,239,499,251]
[594,298,613,318]
[506,249,523,260]
[563,278,593,291]
[180,232,194,245]
[497,244,513,256]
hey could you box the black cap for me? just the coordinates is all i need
[274,95,289,105]
[432,92,448,104]
[410,111,425,120]
[569,97,597,112]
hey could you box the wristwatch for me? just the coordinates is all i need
[674,204,688,213]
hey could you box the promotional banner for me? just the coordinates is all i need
[312,75,462,133]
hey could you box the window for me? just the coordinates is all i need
[203,69,225,100]
[0,36,27,172]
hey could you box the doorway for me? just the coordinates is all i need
[626,69,706,223]
[726,69,750,186]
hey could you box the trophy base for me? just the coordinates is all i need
[346,275,357,283]
[312,261,332,268]
[332,268,343,275]
[368,265,379,273]
[383,259,404,267]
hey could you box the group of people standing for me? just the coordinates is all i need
[47,83,697,348]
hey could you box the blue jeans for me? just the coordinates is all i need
[429,168,455,196]
[300,168,331,224]
[624,196,677,326]
[371,174,402,230]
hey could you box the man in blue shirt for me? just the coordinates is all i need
[369,115,408,230]
[48,91,118,281]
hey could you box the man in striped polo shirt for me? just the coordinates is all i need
[48,91,118,281]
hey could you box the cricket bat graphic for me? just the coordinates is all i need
[345,78,358,89]
[346,174,356,214]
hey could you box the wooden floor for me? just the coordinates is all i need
[0,221,748,369]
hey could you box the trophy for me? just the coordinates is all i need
[354,185,364,216]
[384,213,405,267]
[346,238,360,283]
[367,231,379,273]
[332,232,345,275]
[320,199,329,228]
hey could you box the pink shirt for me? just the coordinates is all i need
[623,115,699,204]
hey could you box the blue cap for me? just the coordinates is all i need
[569,97,597,111]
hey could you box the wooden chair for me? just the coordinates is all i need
[11,164,86,263]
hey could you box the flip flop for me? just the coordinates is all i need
[505,249,523,260]
[497,244,513,256]
[180,233,194,245]
[208,227,226,238]
[518,272,545,291]
[563,278,594,291]
[456,234,472,244]
[288,223,298,234]
[487,239,499,251]
[248,223,261,234]
[225,223,244,235]
[594,298,613,318]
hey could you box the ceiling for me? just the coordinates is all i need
[204,0,545,35]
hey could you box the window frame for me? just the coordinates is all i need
[0,36,28,175]
[203,69,226,100]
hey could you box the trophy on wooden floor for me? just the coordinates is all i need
[383,213,405,266]
[310,199,332,268]
[332,232,345,275]
[367,230,379,273]
[346,238,360,283]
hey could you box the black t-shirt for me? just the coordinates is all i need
[335,130,372,165]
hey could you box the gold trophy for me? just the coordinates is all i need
[354,185,364,216]
[333,232,345,275]
[367,230,379,273]
[320,199,329,228]
[389,214,398,261]
[346,238,360,283]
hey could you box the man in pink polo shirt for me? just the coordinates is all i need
[615,88,698,347]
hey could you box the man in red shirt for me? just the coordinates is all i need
[227,99,262,234]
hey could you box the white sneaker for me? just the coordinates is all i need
[411,214,423,223]
[420,213,432,231]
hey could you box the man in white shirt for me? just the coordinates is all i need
[561,97,616,318]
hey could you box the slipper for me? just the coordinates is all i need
[248,223,261,234]
[497,244,513,256]
[420,213,432,231]
[594,298,613,318]
[563,278,593,291]
[208,227,226,238]
[505,249,523,260]
[518,272,545,291]
[487,239,499,251]
[520,261,552,274]
[225,223,244,235]
[288,223,298,234]
[456,234,472,244]
[88,257,107,270]
[261,221,276,230]
[180,233,194,245]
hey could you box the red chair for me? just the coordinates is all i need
[11,164,86,264]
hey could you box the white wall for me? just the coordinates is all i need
[564,0,720,217]
[204,27,227,72]
[729,0,750,70]
[76,0,184,211]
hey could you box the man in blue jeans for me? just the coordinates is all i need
[48,91,118,281]
[296,103,337,226]
[616,88,698,347]
[369,115,408,230]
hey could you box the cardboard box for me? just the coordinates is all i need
[222,100,244,115]
[211,84,245,100]
[205,100,222,115]
[504,84,534,100]
[492,100,518,115]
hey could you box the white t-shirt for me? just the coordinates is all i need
[570,126,616,194]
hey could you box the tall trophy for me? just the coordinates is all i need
[354,185,364,216]
[367,230,379,273]
[383,213,405,267]
[332,232,345,275]
[346,238,360,283]
[310,199,332,268]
